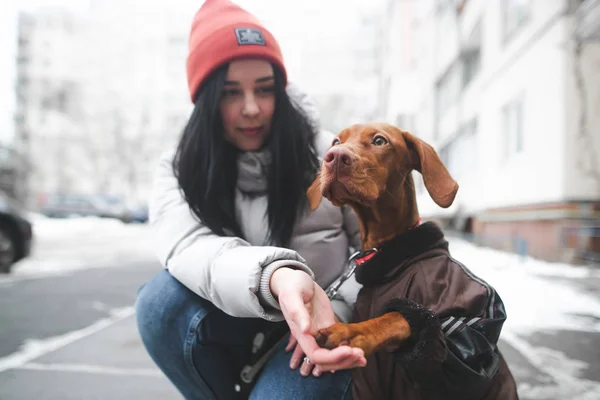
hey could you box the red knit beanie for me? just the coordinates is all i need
[186,0,287,102]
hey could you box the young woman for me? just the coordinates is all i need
[135,0,365,398]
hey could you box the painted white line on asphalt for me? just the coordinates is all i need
[16,362,162,377]
[0,307,134,373]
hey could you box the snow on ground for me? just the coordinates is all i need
[10,215,600,337]
[3,216,600,397]
[447,237,600,399]
[2,215,154,281]
[447,237,600,336]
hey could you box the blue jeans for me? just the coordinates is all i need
[135,269,353,400]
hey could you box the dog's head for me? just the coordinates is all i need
[307,123,458,211]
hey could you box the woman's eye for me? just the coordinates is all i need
[332,138,340,146]
[373,136,388,146]
[256,86,275,95]
[222,89,241,97]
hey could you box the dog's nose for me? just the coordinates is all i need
[324,146,352,167]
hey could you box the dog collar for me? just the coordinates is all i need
[324,218,425,298]
[353,221,448,287]
[352,218,422,265]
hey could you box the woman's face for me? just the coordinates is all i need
[219,59,276,152]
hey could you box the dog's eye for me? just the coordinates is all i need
[332,138,340,146]
[372,136,388,146]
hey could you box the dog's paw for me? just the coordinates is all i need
[316,323,353,349]
[316,323,374,355]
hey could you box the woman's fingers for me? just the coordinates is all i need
[304,344,362,366]
[288,339,366,377]
[313,365,322,377]
[289,342,305,369]
[313,348,367,372]
[285,334,297,352]
[316,354,367,373]
[287,341,316,377]
[292,345,364,377]
[300,356,315,376]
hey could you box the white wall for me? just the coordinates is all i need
[413,0,593,218]
[476,9,568,210]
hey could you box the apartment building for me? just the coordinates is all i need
[14,8,82,204]
[14,2,193,206]
[383,0,600,262]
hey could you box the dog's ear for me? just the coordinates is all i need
[306,172,323,211]
[401,130,458,208]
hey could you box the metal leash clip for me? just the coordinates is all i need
[324,248,376,299]
[324,263,357,299]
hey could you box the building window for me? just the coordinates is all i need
[502,96,524,160]
[462,49,481,88]
[435,63,460,122]
[462,18,482,89]
[503,0,531,42]
[439,118,478,179]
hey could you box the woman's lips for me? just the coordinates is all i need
[238,127,262,137]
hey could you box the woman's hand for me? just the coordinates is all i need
[270,268,367,376]
[286,313,362,377]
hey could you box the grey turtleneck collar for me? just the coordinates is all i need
[236,149,271,194]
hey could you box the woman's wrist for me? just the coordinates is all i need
[258,260,315,312]
[269,267,298,298]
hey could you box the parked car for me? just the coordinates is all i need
[0,191,33,273]
[38,194,133,223]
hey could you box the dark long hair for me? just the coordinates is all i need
[172,63,320,247]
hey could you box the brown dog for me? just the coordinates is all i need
[307,123,518,399]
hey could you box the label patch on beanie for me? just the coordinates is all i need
[235,28,266,46]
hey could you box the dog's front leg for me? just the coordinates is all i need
[316,312,411,357]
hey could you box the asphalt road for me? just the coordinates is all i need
[0,257,599,399]
[0,260,181,400]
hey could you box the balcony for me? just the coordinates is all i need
[575,0,600,41]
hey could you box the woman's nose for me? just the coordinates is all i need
[242,94,260,117]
